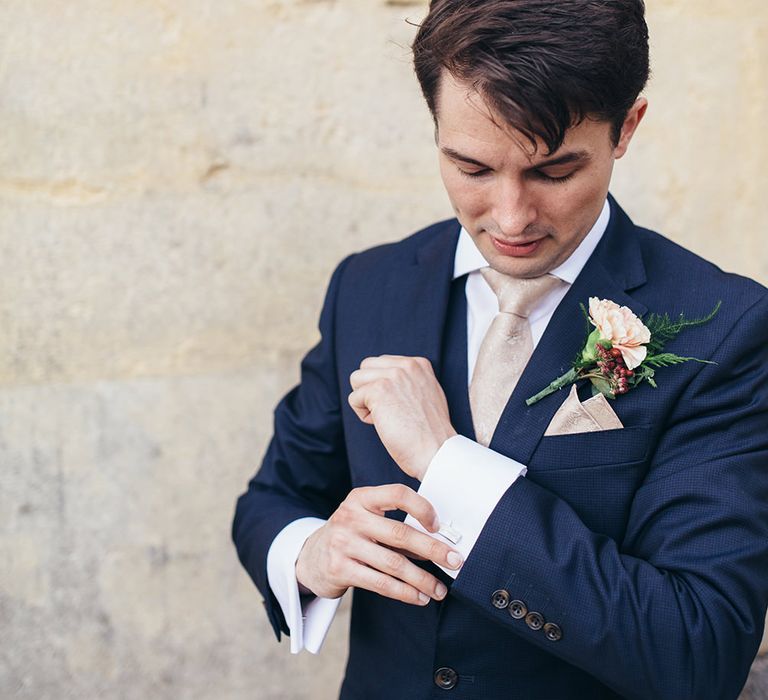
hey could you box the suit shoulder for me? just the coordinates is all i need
[635,226,767,315]
[340,218,460,280]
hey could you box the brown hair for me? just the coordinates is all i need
[412,0,650,153]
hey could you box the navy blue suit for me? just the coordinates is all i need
[233,197,768,699]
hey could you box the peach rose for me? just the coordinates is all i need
[588,297,651,370]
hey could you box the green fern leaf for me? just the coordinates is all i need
[645,353,715,368]
[644,302,721,354]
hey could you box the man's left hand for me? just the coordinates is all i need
[349,355,457,481]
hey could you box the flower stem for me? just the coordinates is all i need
[525,367,580,406]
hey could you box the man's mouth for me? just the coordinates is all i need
[490,236,544,257]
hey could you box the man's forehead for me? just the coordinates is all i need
[434,72,498,128]
[435,69,609,162]
[435,74,550,160]
[436,111,596,167]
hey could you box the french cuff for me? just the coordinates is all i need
[404,435,527,580]
[266,517,343,654]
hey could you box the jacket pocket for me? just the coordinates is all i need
[528,424,653,472]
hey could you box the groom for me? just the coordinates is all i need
[233,1,768,698]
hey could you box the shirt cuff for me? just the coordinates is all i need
[404,435,526,580]
[266,517,344,654]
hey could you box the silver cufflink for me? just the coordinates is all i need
[437,521,462,545]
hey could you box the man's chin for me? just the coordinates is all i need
[485,252,555,279]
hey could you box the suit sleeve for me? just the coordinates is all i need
[448,292,768,700]
[231,255,354,642]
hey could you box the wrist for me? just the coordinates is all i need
[295,535,314,594]
[417,427,458,481]
[298,581,315,596]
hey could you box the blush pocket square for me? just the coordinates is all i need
[544,384,624,436]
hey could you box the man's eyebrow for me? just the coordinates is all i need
[440,146,591,170]
[439,147,491,168]
[532,150,591,169]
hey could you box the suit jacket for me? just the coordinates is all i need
[232,196,768,699]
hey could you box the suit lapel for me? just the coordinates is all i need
[376,221,461,380]
[441,274,476,441]
[489,198,648,464]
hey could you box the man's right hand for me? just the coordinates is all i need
[295,484,463,605]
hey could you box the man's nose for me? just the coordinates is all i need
[491,178,537,238]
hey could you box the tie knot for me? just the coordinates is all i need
[481,267,563,317]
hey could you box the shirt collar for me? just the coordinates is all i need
[453,198,611,283]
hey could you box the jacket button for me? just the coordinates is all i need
[525,611,544,631]
[508,599,527,620]
[491,589,510,609]
[434,667,458,690]
[544,622,563,641]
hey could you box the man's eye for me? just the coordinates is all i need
[533,170,576,183]
[458,167,490,178]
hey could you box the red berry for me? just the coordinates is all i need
[611,348,622,358]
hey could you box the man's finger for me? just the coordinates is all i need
[389,546,428,561]
[360,355,428,370]
[345,559,434,606]
[349,367,395,391]
[348,386,374,423]
[359,509,463,572]
[348,539,448,601]
[354,484,438,530]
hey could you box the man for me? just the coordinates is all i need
[233,1,768,698]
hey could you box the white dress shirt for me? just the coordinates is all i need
[266,200,610,653]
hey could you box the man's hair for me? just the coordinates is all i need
[412,0,650,153]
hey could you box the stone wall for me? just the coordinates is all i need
[0,1,766,698]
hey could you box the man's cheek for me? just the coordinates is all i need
[451,193,486,223]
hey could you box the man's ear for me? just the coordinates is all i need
[614,98,648,159]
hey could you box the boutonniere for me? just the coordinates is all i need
[526,298,721,406]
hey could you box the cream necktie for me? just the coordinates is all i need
[470,268,564,446]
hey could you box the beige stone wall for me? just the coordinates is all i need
[0,1,765,698]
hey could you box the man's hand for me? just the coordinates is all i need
[348,355,457,481]
[295,484,463,604]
